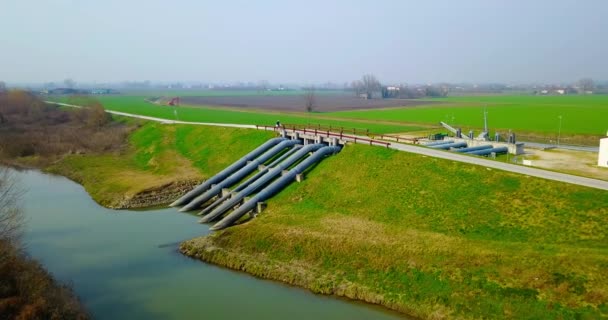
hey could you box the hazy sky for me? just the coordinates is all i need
[1,0,607,84]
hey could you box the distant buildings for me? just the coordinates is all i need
[40,88,118,95]
[535,87,579,95]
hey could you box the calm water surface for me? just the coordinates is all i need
[17,169,403,319]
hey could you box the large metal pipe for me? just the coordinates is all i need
[454,145,493,153]
[267,145,302,168]
[170,137,286,207]
[466,146,508,156]
[198,192,232,217]
[180,140,301,212]
[196,146,302,216]
[423,140,454,147]
[210,145,341,231]
[429,142,468,150]
[200,143,326,223]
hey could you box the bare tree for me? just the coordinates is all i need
[351,80,364,97]
[0,168,23,249]
[578,78,595,93]
[303,86,316,112]
[361,74,381,99]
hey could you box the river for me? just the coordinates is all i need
[16,169,403,319]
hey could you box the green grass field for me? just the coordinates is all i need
[56,93,608,137]
[183,144,608,319]
[328,95,608,135]
[61,96,422,134]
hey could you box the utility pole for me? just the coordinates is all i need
[483,107,488,134]
[557,115,563,146]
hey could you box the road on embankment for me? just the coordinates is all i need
[385,142,608,191]
[47,101,608,192]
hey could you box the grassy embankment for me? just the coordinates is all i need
[182,144,608,319]
[48,122,274,208]
[328,95,608,143]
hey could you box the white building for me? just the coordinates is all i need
[599,136,608,168]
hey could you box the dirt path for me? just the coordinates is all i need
[523,149,608,181]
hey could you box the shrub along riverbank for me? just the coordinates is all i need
[181,144,608,319]
[0,240,89,320]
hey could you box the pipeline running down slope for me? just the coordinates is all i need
[180,139,301,212]
[211,145,341,230]
[199,143,326,223]
[171,137,287,207]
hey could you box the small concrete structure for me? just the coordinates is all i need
[280,129,347,146]
[451,138,525,155]
[599,137,608,168]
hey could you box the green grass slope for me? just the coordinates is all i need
[48,122,274,207]
[328,95,608,135]
[183,144,608,319]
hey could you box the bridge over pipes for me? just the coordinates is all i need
[170,128,386,230]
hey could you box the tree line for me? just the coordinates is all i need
[0,91,134,167]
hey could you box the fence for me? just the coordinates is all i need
[255,125,391,148]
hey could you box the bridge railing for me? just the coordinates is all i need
[276,123,422,144]
[255,125,391,148]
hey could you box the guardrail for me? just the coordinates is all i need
[255,125,391,148]
[278,123,422,144]
[280,123,370,136]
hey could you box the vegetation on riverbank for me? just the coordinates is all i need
[181,144,608,319]
[0,168,89,320]
[0,240,89,320]
[0,91,131,168]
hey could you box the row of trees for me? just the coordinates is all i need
[351,74,382,99]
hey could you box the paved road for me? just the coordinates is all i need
[384,141,608,191]
[522,141,599,153]
[47,101,608,191]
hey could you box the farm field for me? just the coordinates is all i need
[328,95,608,136]
[119,89,345,97]
[181,94,435,112]
[59,95,424,134]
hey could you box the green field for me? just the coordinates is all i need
[62,96,422,134]
[56,93,608,137]
[183,144,608,319]
[328,95,608,135]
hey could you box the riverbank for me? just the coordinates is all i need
[15,168,400,320]
[181,144,608,319]
[0,240,90,319]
